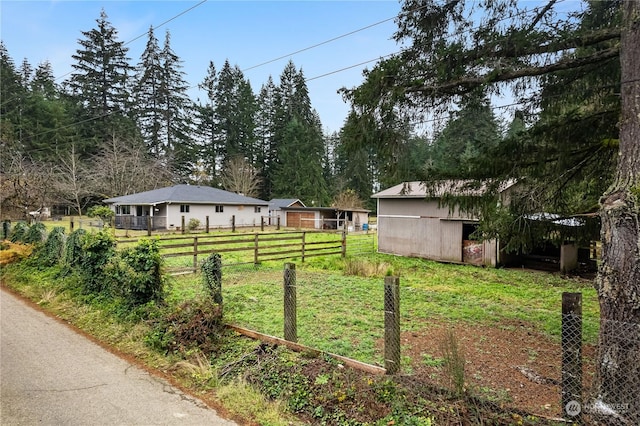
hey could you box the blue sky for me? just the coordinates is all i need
[1,0,403,133]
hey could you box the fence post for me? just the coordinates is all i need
[277,216,280,230]
[193,236,199,273]
[147,216,152,236]
[254,234,259,266]
[181,216,185,234]
[232,215,236,232]
[261,216,264,231]
[206,216,209,233]
[284,263,297,342]
[301,232,306,262]
[384,276,401,374]
[341,230,347,258]
[70,217,74,232]
[562,292,583,421]
[202,253,223,305]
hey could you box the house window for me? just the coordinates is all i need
[215,205,224,213]
[254,206,261,213]
[180,204,190,213]
[117,205,131,215]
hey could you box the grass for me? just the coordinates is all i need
[170,252,599,367]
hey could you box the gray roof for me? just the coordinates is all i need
[371,180,517,199]
[104,185,268,206]
[268,198,306,210]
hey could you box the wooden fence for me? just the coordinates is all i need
[116,230,372,275]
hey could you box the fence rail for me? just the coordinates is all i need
[118,230,374,274]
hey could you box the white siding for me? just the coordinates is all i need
[166,204,263,229]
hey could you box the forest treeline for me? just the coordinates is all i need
[1,10,426,218]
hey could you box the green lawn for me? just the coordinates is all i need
[172,253,599,366]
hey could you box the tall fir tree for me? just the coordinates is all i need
[67,9,134,145]
[195,61,218,184]
[134,26,164,157]
[255,76,279,199]
[159,30,194,179]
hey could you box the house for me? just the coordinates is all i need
[103,185,268,231]
[371,181,515,267]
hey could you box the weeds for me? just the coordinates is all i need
[440,329,466,396]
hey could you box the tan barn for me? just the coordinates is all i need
[371,181,516,267]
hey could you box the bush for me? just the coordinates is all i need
[63,229,87,272]
[78,230,116,294]
[188,218,201,231]
[0,241,34,265]
[87,205,115,222]
[38,227,66,267]
[9,222,29,243]
[105,239,165,306]
[24,222,47,245]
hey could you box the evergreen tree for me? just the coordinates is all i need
[159,30,194,179]
[255,76,279,199]
[67,9,134,145]
[213,61,256,166]
[134,26,164,157]
[428,93,501,178]
[195,61,218,183]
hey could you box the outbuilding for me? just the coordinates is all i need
[371,181,514,267]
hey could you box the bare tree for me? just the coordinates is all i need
[54,143,91,216]
[87,136,174,199]
[331,189,364,210]
[219,156,262,198]
[0,149,56,220]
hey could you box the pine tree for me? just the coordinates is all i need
[67,9,133,144]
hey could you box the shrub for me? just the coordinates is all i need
[0,241,34,265]
[105,239,165,306]
[24,222,47,245]
[38,227,66,267]
[87,205,115,222]
[9,222,29,243]
[78,230,116,294]
[188,218,201,231]
[63,229,87,272]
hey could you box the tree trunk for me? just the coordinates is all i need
[593,1,640,422]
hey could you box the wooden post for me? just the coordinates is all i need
[562,292,582,421]
[341,230,347,258]
[261,216,265,231]
[277,216,281,230]
[70,217,74,232]
[181,216,185,234]
[384,276,401,374]
[206,216,210,233]
[232,215,236,232]
[147,216,152,236]
[283,263,297,342]
[254,234,259,266]
[193,236,199,273]
[301,232,306,262]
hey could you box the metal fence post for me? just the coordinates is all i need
[562,292,583,421]
[384,276,401,374]
[284,263,297,342]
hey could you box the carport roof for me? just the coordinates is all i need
[103,185,268,206]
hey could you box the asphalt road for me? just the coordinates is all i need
[0,288,237,425]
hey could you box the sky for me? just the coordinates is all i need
[1,0,404,133]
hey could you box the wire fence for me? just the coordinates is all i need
[215,265,638,424]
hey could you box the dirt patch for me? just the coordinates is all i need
[398,319,596,418]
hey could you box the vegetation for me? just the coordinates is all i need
[2,222,600,424]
